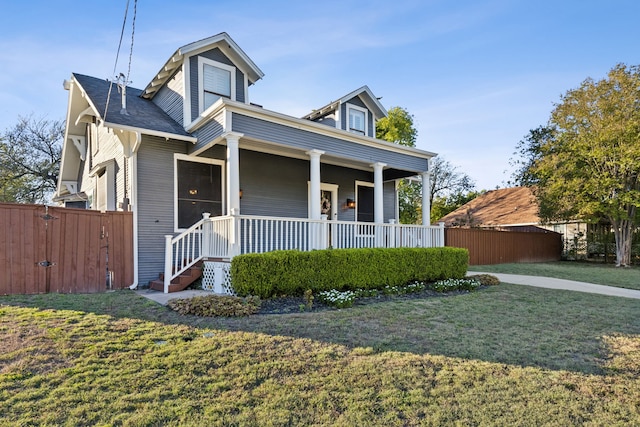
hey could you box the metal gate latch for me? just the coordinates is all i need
[37,260,56,267]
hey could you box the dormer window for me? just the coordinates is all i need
[198,57,236,112]
[347,104,368,136]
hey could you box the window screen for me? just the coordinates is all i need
[357,185,374,222]
[203,64,231,109]
[177,160,223,228]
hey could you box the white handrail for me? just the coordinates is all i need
[163,214,445,292]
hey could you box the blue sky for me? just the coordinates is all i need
[1,0,638,190]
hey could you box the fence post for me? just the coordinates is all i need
[321,214,328,249]
[164,235,173,293]
[229,208,241,257]
[388,219,396,248]
[201,212,211,258]
[439,222,445,247]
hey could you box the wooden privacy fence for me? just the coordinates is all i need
[445,228,563,265]
[0,203,133,295]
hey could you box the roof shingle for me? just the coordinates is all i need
[73,73,191,138]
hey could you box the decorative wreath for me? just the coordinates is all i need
[321,196,331,215]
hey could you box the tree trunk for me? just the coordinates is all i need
[611,219,633,267]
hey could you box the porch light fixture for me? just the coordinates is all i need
[346,198,356,209]
[189,188,198,195]
[239,189,243,199]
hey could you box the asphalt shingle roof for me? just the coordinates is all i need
[73,73,191,138]
[439,187,540,227]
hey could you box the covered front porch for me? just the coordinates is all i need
[160,127,438,292]
[162,213,445,293]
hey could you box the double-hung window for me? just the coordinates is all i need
[199,57,236,112]
[347,104,367,136]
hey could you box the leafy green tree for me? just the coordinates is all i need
[0,116,63,203]
[377,106,475,224]
[376,106,417,147]
[518,64,640,266]
[509,125,555,187]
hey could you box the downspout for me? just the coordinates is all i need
[128,151,139,290]
[125,131,141,289]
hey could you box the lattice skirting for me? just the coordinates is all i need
[202,262,235,295]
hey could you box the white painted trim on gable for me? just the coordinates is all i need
[244,74,249,104]
[183,60,191,126]
[197,56,236,115]
[173,153,226,232]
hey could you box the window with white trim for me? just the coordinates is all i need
[198,57,236,112]
[175,155,225,229]
[347,104,368,136]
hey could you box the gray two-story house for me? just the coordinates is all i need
[55,32,439,292]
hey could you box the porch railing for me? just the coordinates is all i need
[163,213,445,292]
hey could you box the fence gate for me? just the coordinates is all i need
[0,203,133,295]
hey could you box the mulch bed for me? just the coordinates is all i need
[257,287,483,315]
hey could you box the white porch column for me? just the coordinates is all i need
[306,149,324,220]
[422,171,431,225]
[371,162,386,224]
[223,132,243,215]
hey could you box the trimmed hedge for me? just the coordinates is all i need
[231,247,469,298]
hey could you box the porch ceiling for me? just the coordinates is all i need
[233,137,421,181]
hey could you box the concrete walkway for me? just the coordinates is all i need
[136,288,213,305]
[472,272,640,300]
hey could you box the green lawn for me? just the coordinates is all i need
[469,261,640,290]
[1,286,640,426]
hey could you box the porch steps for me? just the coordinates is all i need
[149,261,203,293]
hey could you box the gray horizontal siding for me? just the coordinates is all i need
[239,150,309,218]
[232,113,428,173]
[137,135,189,285]
[190,48,246,122]
[314,115,337,128]
[239,150,395,222]
[320,163,373,221]
[192,110,225,153]
[153,69,184,125]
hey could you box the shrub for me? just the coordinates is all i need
[231,247,469,298]
[467,274,500,286]
[167,295,261,317]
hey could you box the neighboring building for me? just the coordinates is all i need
[54,32,441,290]
[439,186,587,249]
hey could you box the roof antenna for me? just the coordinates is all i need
[116,72,130,115]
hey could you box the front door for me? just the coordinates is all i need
[320,184,338,220]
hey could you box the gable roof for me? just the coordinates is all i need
[439,187,540,227]
[72,73,193,140]
[303,85,387,121]
[142,32,265,100]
